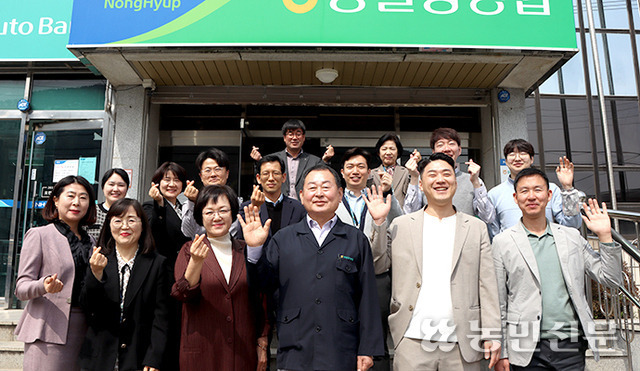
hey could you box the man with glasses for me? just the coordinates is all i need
[237,154,306,244]
[403,128,495,224]
[181,148,232,238]
[487,139,582,238]
[250,119,334,200]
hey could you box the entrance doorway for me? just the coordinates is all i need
[157,104,484,200]
[4,119,104,305]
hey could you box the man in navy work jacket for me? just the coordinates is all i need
[240,164,384,371]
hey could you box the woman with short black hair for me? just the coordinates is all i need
[172,185,269,371]
[86,168,130,240]
[80,198,169,371]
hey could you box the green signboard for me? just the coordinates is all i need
[69,0,577,50]
[0,1,75,61]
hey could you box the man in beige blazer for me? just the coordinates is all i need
[492,168,621,370]
[366,152,501,371]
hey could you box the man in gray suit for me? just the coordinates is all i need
[250,119,334,200]
[492,168,622,370]
[367,152,501,371]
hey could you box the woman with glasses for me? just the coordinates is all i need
[14,175,96,371]
[86,168,130,240]
[79,198,170,371]
[172,185,269,371]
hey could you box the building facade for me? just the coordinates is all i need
[1,0,637,305]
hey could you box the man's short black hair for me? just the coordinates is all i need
[503,139,535,159]
[195,148,230,171]
[302,164,342,190]
[341,147,371,170]
[513,167,550,191]
[257,154,285,174]
[417,152,456,176]
[281,119,306,135]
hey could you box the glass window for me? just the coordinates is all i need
[538,99,567,163]
[601,0,633,29]
[609,99,640,165]
[0,120,21,293]
[0,81,26,110]
[604,33,637,96]
[31,80,106,110]
[539,71,560,94]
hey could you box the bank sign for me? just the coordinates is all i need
[69,0,577,50]
[0,1,75,60]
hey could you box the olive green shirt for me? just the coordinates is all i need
[522,221,580,339]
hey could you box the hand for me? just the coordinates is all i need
[484,340,501,369]
[238,206,271,247]
[43,273,64,294]
[582,198,613,243]
[256,336,268,371]
[466,159,482,188]
[89,246,108,281]
[495,358,510,371]
[250,185,266,209]
[143,367,159,371]
[363,185,392,226]
[189,234,209,264]
[184,180,199,202]
[412,148,422,162]
[148,182,164,206]
[322,144,335,163]
[556,156,574,190]
[357,355,374,371]
[378,170,393,193]
[251,146,263,161]
[405,151,421,178]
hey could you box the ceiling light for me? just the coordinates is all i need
[315,68,339,84]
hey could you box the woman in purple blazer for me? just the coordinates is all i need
[14,175,97,371]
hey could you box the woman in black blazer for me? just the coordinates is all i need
[142,162,189,370]
[143,162,189,272]
[80,198,169,371]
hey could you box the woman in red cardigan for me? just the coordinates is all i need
[171,185,269,370]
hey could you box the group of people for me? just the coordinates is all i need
[13,118,622,371]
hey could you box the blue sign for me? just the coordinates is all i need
[498,90,510,103]
[34,132,47,145]
[17,99,30,111]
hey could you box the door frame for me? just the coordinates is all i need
[3,113,111,307]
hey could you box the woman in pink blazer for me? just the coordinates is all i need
[14,175,97,371]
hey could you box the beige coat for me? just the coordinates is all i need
[492,222,622,366]
[371,210,501,363]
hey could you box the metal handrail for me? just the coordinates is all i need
[588,208,640,371]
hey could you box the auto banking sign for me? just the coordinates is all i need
[68,0,577,50]
[0,1,75,60]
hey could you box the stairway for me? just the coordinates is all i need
[0,309,22,370]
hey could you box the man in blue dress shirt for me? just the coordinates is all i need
[487,139,582,238]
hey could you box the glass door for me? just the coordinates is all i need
[7,119,103,306]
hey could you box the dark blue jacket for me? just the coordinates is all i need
[257,218,384,370]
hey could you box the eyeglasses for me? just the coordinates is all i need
[506,152,530,160]
[203,209,231,218]
[286,131,304,138]
[260,171,283,177]
[201,167,226,175]
[111,217,141,228]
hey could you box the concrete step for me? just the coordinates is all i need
[0,340,23,370]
